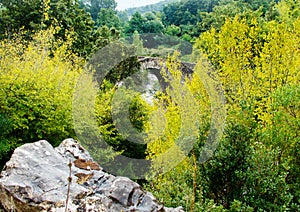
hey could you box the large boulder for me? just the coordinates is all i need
[0,139,184,212]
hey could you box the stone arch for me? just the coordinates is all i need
[137,56,195,92]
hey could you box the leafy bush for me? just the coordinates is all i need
[260,85,300,210]
[0,113,15,168]
[95,80,150,159]
[0,29,82,164]
[200,114,293,211]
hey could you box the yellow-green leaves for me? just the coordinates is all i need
[0,29,82,146]
[192,15,300,210]
[196,16,300,124]
[145,52,225,177]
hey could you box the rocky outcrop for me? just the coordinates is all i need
[0,139,184,212]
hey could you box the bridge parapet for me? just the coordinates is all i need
[137,56,195,76]
[137,56,196,92]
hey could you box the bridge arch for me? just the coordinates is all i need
[137,56,195,92]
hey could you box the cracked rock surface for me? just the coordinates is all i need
[0,139,184,212]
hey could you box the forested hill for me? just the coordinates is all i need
[0,0,299,211]
[124,0,178,15]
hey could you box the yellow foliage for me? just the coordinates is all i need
[145,52,226,177]
[196,16,300,125]
[0,28,83,144]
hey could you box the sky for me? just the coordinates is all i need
[116,0,162,10]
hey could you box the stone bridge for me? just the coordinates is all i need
[137,56,196,91]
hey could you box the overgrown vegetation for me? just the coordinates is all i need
[0,29,81,167]
[0,0,299,211]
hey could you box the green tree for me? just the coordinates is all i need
[0,0,95,57]
[142,12,164,33]
[125,12,146,34]
[79,0,117,22]
[125,11,164,34]
[46,0,95,57]
[164,24,181,36]
[96,8,121,29]
[117,10,129,26]
[0,0,42,39]
[200,0,254,32]
[262,85,300,209]
[92,25,120,51]
[200,0,277,32]
[162,0,210,26]
[143,20,164,34]
[197,113,293,210]
[132,30,144,55]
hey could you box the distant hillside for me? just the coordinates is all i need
[124,0,179,15]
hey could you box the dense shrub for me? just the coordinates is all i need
[0,30,82,165]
